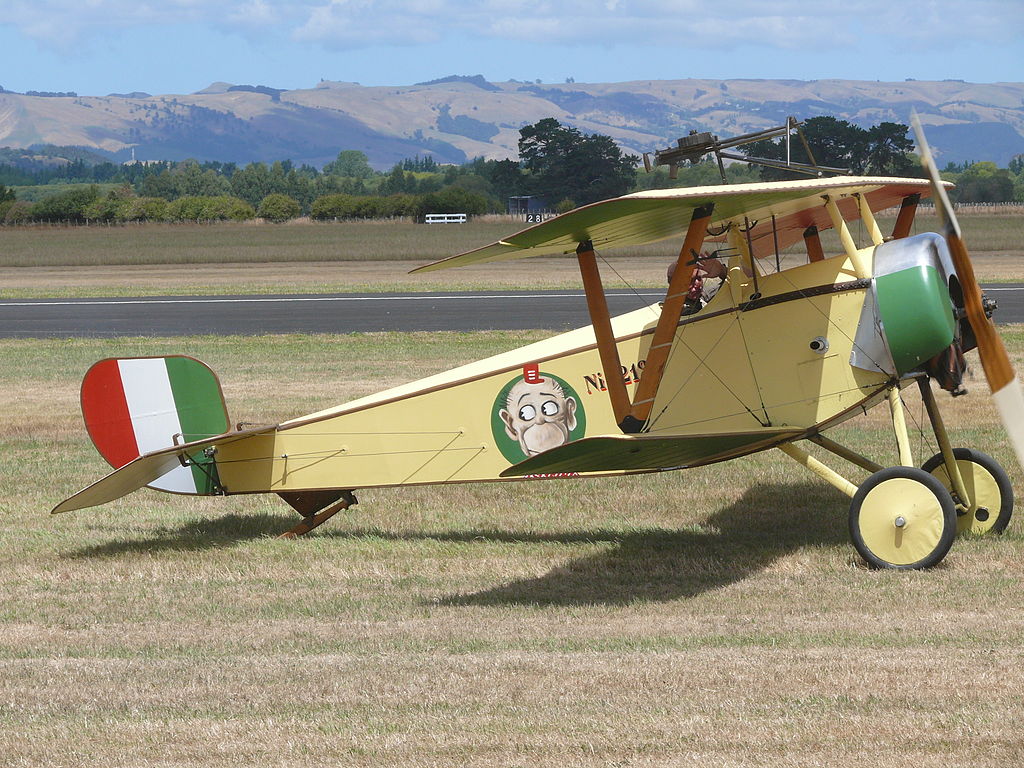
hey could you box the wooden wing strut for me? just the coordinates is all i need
[576,241,632,427]
[625,203,715,429]
[804,225,824,262]
[891,193,920,240]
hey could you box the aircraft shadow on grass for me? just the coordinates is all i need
[68,480,850,603]
[437,480,851,606]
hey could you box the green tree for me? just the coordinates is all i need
[415,187,490,218]
[747,117,915,180]
[314,175,368,198]
[3,200,32,224]
[323,150,375,179]
[632,158,761,191]
[310,193,361,219]
[174,161,231,198]
[139,170,177,200]
[230,163,272,208]
[165,196,207,221]
[0,184,16,220]
[484,158,525,200]
[257,193,301,223]
[380,193,418,218]
[953,162,1015,203]
[518,118,637,206]
[166,195,254,222]
[450,173,495,200]
[118,197,168,222]
[31,185,100,222]
[379,166,418,196]
[863,122,915,176]
[83,195,122,222]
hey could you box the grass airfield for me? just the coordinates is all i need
[3,215,1024,765]
[2,210,1023,298]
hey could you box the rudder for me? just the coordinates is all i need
[81,356,230,495]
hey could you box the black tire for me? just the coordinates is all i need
[921,448,1013,536]
[849,466,957,570]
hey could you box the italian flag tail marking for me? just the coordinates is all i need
[81,356,230,495]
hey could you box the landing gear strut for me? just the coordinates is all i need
[779,376,1014,569]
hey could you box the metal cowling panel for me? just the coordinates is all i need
[875,265,956,375]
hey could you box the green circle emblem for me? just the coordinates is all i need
[490,371,587,464]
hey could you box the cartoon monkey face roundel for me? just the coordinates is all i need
[490,370,586,463]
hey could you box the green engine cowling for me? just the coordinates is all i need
[875,260,957,375]
[852,233,962,379]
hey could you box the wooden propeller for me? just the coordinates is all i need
[912,113,1024,470]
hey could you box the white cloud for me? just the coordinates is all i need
[5,0,218,46]
[226,0,281,28]
[3,0,1021,52]
[292,0,444,47]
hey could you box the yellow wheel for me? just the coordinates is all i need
[849,467,956,569]
[921,449,1013,537]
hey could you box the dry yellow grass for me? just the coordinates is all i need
[5,253,1021,300]
[2,330,1024,766]
[0,256,674,298]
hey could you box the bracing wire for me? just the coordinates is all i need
[595,249,662,315]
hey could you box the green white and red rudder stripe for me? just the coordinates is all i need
[81,356,230,495]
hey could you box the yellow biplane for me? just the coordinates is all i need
[54,122,1024,570]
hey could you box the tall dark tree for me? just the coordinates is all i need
[747,117,915,180]
[230,163,272,207]
[863,122,915,176]
[379,165,418,195]
[485,158,526,201]
[518,118,637,206]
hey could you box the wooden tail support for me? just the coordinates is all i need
[278,489,358,538]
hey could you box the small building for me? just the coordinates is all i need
[507,196,548,216]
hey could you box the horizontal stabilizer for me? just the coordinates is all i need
[52,425,275,514]
[500,428,804,477]
[52,451,194,514]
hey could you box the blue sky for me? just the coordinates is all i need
[2,0,1022,96]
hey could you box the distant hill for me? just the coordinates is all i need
[1,77,1022,168]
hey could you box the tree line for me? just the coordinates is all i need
[1,117,1021,226]
[0,117,642,225]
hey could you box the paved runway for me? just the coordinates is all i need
[1,286,1021,338]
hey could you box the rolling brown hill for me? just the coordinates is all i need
[1,76,1022,168]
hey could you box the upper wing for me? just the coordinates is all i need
[412,176,936,273]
